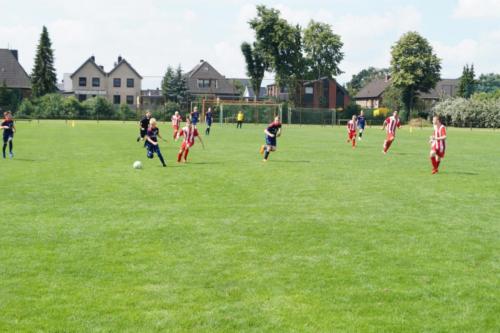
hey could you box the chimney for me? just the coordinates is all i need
[90,55,95,62]
[98,65,104,70]
[10,49,18,60]
[118,55,123,63]
[200,59,204,63]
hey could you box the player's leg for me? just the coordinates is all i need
[8,138,13,158]
[183,148,189,162]
[359,128,363,139]
[2,141,6,159]
[177,147,184,162]
[352,133,356,148]
[430,150,438,173]
[155,146,167,167]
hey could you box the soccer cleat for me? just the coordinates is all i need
[432,169,439,174]
[136,137,140,142]
[9,152,13,159]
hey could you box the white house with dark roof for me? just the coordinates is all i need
[0,49,31,97]
[185,60,239,99]
[70,55,142,108]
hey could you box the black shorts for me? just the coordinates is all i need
[140,129,147,138]
[3,133,13,143]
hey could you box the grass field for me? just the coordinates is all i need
[1,120,499,332]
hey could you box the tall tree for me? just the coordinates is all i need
[303,20,344,80]
[31,26,57,97]
[458,64,476,98]
[241,42,266,101]
[174,65,190,105]
[346,67,390,96]
[161,66,176,102]
[476,73,500,93]
[390,31,441,120]
[249,5,305,102]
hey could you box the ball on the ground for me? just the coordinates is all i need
[133,161,143,169]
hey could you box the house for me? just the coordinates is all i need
[228,78,267,100]
[354,77,459,109]
[140,89,165,109]
[0,49,31,97]
[185,60,239,99]
[299,78,350,109]
[267,83,289,101]
[70,55,142,108]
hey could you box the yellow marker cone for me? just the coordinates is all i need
[71,120,75,128]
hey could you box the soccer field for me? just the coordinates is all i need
[1,120,499,332]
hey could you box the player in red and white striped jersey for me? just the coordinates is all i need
[346,115,357,148]
[429,115,447,174]
[176,118,204,163]
[382,111,401,154]
[171,111,183,139]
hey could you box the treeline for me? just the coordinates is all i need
[433,91,500,128]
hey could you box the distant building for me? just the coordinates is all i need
[299,78,350,109]
[267,83,289,101]
[70,55,142,108]
[185,60,239,99]
[140,88,165,109]
[354,77,459,109]
[228,78,267,100]
[0,49,31,97]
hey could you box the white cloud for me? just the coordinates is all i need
[453,0,500,19]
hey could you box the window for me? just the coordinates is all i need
[113,78,121,87]
[78,94,87,102]
[197,79,210,88]
[213,80,218,89]
[305,87,313,94]
[79,77,87,87]
[127,78,134,88]
[113,95,121,104]
[92,77,100,87]
[126,95,134,105]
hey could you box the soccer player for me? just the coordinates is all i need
[236,111,244,129]
[429,115,447,174]
[145,118,167,167]
[205,107,213,135]
[171,111,182,139]
[357,110,366,140]
[382,111,401,154]
[259,116,282,162]
[1,111,15,159]
[190,106,200,128]
[347,115,357,148]
[137,111,151,143]
[176,118,204,163]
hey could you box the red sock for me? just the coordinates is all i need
[177,151,182,162]
[352,139,356,147]
[184,149,189,161]
[436,160,441,170]
[430,157,437,170]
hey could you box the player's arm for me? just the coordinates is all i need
[276,128,281,137]
[145,135,157,145]
[264,129,274,137]
[12,124,15,133]
[157,132,166,142]
[382,119,387,130]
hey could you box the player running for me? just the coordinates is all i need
[259,116,282,162]
[205,107,213,135]
[171,111,182,139]
[357,110,366,140]
[190,107,200,128]
[137,111,152,143]
[145,118,167,167]
[429,115,447,174]
[176,118,204,163]
[1,111,15,159]
[382,111,401,154]
[347,115,357,148]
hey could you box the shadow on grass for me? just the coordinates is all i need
[10,158,37,162]
[445,171,479,176]
[269,160,311,164]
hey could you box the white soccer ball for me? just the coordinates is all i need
[133,161,143,169]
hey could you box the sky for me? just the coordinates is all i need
[1,0,500,89]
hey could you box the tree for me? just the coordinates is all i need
[390,31,441,120]
[346,67,390,96]
[232,80,245,97]
[458,64,476,98]
[380,84,404,112]
[31,26,57,97]
[161,66,176,102]
[249,5,305,102]
[241,42,266,101]
[174,65,190,105]
[303,20,344,80]
[476,73,500,93]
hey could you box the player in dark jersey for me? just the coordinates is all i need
[145,118,167,167]
[205,107,213,135]
[259,116,282,162]
[357,110,366,140]
[137,111,152,143]
[1,111,15,159]
[190,106,200,128]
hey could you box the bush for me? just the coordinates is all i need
[118,104,136,120]
[17,99,36,118]
[432,97,500,128]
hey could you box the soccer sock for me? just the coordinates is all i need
[359,131,363,138]
[264,149,270,160]
[9,141,13,153]
[177,151,183,162]
[430,157,437,170]
[183,149,189,161]
[2,144,6,157]
[352,139,356,147]
[384,140,392,152]
[437,160,441,169]
[158,152,166,166]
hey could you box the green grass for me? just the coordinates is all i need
[1,120,499,332]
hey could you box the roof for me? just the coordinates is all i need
[419,79,460,99]
[354,78,390,99]
[70,56,106,78]
[304,77,350,96]
[108,58,143,79]
[244,86,268,98]
[185,60,237,96]
[0,49,31,89]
